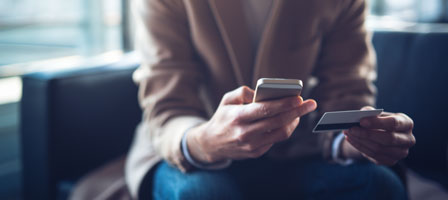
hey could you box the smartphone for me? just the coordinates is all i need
[253,78,303,102]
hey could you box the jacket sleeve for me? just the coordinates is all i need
[133,0,208,172]
[310,0,377,160]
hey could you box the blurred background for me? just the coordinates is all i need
[0,0,447,199]
[1,1,131,199]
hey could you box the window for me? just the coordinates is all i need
[369,0,448,22]
[0,0,124,76]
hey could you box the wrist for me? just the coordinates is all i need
[340,136,363,160]
[331,133,354,165]
[183,122,232,170]
[339,138,348,159]
[186,123,221,164]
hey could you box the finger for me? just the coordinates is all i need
[346,126,415,148]
[360,113,413,132]
[301,99,318,115]
[345,137,399,166]
[361,106,375,111]
[221,86,255,105]
[345,133,408,161]
[237,116,299,148]
[347,136,405,166]
[243,109,300,136]
[245,98,316,122]
[246,99,316,132]
[251,117,300,147]
[237,97,309,122]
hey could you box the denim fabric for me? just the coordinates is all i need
[151,158,407,200]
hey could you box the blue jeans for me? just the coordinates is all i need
[150,158,407,200]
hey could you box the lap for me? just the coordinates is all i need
[152,162,244,200]
[149,158,406,200]
[282,160,406,200]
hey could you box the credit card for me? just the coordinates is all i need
[313,109,383,133]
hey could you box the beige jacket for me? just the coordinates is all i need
[126,0,376,198]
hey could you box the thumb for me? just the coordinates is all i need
[221,86,254,105]
[361,106,375,111]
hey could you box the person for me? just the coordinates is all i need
[126,0,416,199]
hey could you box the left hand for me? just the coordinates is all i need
[343,106,416,166]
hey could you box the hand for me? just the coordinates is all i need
[187,86,317,164]
[343,106,416,166]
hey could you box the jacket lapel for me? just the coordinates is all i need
[209,0,253,86]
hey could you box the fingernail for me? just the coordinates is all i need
[306,104,315,113]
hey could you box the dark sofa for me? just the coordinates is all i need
[20,31,448,200]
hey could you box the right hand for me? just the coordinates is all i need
[187,86,317,164]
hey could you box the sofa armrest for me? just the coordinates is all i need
[20,52,142,200]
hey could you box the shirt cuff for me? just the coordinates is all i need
[331,132,354,166]
[181,124,232,170]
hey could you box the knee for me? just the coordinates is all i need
[175,175,241,200]
[365,164,407,199]
[153,162,243,200]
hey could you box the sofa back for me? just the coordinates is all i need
[373,31,448,186]
[21,53,141,200]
